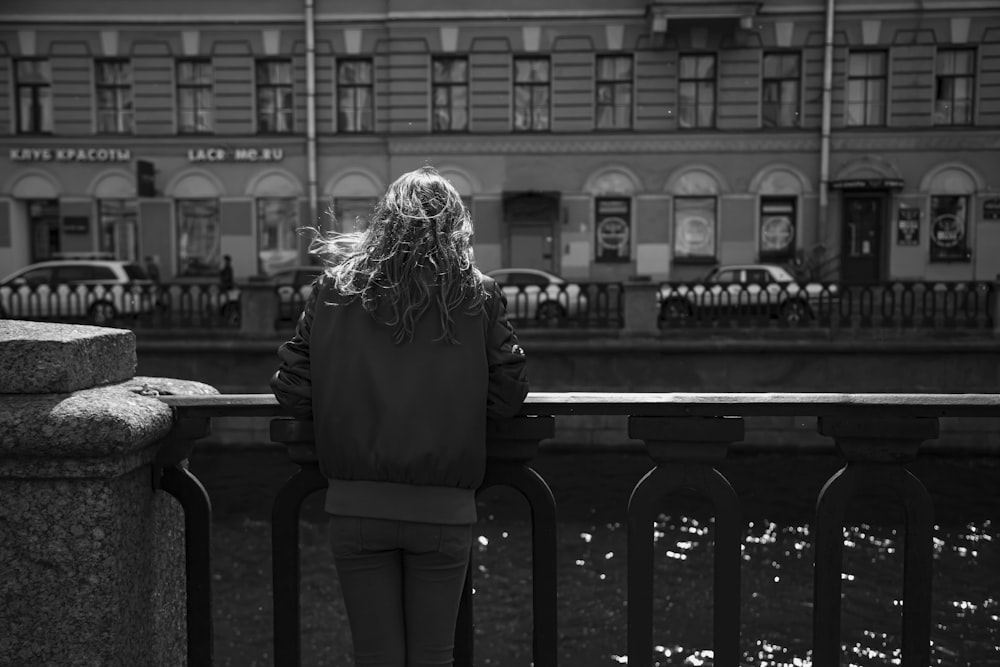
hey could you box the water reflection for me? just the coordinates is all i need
[192,448,999,667]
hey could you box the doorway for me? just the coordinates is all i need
[27,199,61,262]
[503,191,560,272]
[840,193,885,283]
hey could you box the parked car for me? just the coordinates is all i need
[0,260,158,325]
[219,265,325,325]
[486,267,588,323]
[658,263,838,324]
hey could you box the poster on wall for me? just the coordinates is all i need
[896,206,920,246]
[594,198,631,263]
[929,195,971,262]
[984,198,1000,221]
[673,197,716,260]
[759,198,796,261]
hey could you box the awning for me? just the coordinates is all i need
[647,1,762,33]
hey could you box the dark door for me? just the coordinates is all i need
[507,223,555,271]
[840,193,884,283]
[28,199,61,262]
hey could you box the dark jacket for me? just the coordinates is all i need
[270,273,529,524]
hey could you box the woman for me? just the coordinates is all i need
[270,165,529,666]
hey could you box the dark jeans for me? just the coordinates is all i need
[329,516,473,667]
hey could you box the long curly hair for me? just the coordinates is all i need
[309,166,487,343]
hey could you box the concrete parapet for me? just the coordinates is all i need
[0,321,207,666]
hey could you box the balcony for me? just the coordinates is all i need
[2,320,997,666]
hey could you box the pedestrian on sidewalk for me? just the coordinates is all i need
[270,165,529,667]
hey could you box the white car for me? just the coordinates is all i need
[0,260,158,325]
[486,268,588,323]
[658,263,838,324]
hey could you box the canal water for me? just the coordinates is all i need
[189,447,999,666]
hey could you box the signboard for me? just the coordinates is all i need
[594,198,631,262]
[896,206,920,246]
[929,195,970,262]
[187,147,285,163]
[984,198,1000,221]
[9,147,132,162]
[62,216,90,235]
[829,178,905,190]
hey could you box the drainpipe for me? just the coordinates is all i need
[305,0,319,231]
[818,0,836,253]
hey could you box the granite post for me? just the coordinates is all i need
[0,321,189,666]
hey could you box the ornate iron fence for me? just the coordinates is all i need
[156,391,1000,667]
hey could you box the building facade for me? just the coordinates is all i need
[1,0,998,283]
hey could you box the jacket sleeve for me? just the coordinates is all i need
[269,280,319,420]
[484,279,529,419]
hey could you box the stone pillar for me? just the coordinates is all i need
[0,321,185,666]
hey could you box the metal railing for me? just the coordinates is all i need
[2,279,996,333]
[155,391,1000,667]
[657,280,994,331]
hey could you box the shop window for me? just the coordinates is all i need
[95,59,133,134]
[762,52,801,128]
[759,197,797,262]
[595,55,633,130]
[846,50,886,127]
[256,60,294,134]
[177,59,214,134]
[594,197,632,262]
[15,59,53,134]
[935,48,975,126]
[678,54,716,129]
[97,199,139,261]
[337,59,374,133]
[257,197,300,275]
[176,199,221,277]
[929,195,971,263]
[334,197,377,233]
[672,197,717,262]
[432,56,468,132]
[513,57,550,132]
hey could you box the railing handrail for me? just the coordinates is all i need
[158,391,1000,419]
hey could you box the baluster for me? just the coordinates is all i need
[626,416,744,667]
[269,418,328,667]
[812,416,938,667]
[154,416,216,667]
[456,416,557,667]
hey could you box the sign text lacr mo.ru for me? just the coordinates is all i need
[187,147,285,162]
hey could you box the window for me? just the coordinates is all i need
[334,198,377,233]
[95,59,133,134]
[257,198,300,275]
[97,199,139,261]
[256,60,294,133]
[176,199,221,277]
[759,197,797,262]
[15,59,53,134]
[673,197,717,261]
[929,195,970,263]
[762,53,801,128]
[678,54,716,129]
[513,57,550,132]
[432,56,468,132]
[337,59,374,133]
[846,51,887,127]
[596,55,633,130]
[177,59,213,134]
[936,48,975,126]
